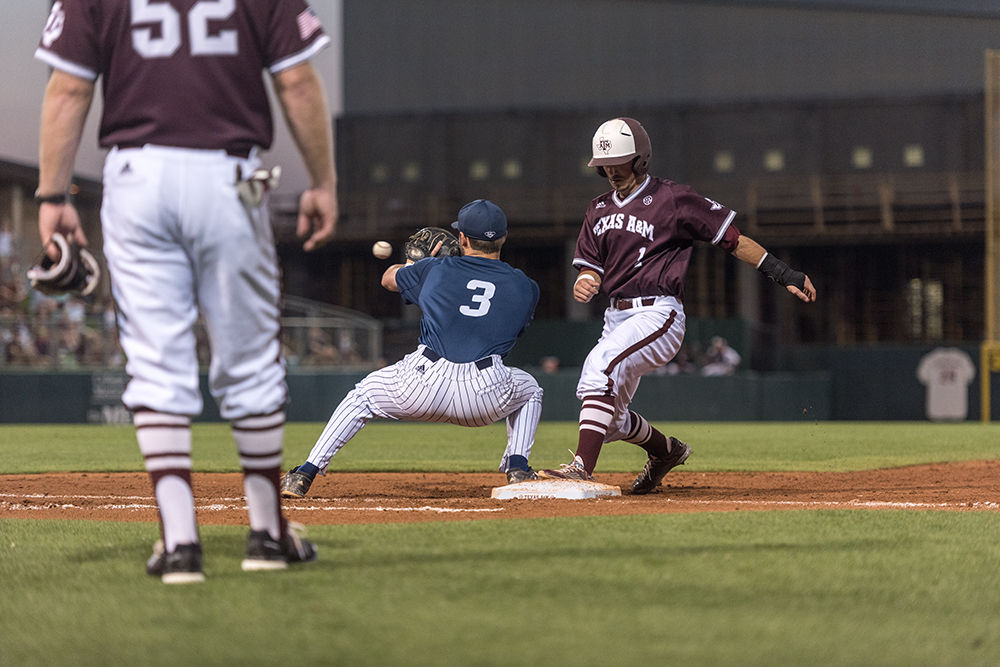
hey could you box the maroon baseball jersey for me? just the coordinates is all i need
[573,176,741,301]
[35,0,329,154]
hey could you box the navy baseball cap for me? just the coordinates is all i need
[451,199,507,240]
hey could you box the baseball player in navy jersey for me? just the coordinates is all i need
[539,118,816,493]
[281,199,544,498]
[35,0,337,582]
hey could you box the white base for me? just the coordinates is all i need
[491,479,622,500]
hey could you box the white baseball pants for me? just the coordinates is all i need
[305,346,544,472]
[576,296,686,442]
[101,145,286,420]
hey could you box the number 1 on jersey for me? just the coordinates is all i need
[635,246,647,268]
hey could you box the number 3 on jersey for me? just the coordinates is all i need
[460,280,495,317]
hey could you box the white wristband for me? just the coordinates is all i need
[575,273,598,285]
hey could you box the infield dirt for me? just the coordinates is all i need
[2,460,998,524]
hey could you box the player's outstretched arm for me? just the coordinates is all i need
[731,235,817,303]
[273,61,338,252]
[37,69,94,255]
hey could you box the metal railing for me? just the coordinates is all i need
[271,170,987,242]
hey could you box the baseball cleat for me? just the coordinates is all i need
[241,522,317,571]
[537,455,594,482]
[280,466,314,499]
[630,437,691,495]
[506,466,538,484]
[146,540,205,584]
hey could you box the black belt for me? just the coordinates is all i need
[421,348,493,370]
[114,144,252,159]
[614,297,657,310]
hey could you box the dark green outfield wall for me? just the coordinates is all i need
[2,343,994,423]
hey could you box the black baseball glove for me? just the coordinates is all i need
[27,233,101,297]
[403,226,461,262]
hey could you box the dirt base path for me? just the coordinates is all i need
[2,460,998,525]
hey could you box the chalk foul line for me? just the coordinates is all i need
[1,492,997,512]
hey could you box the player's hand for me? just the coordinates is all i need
[297,186,338,252]
[573,272,601,303]
[787,275,817,303]
[38,202,87,260]
[429,240,444,257]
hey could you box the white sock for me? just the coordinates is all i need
[134,411,198,551]
[232,412,286,540]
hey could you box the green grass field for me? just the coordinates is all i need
[2,422,999,666]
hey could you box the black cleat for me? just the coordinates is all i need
[241,522,318,571]
[280,466,314,499]
[630,437,691,495]
[146,541,205,584]
[506,467,538,484]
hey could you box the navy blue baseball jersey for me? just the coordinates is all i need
[395,256,540,363]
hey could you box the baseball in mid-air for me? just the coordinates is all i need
[372,241,393,260]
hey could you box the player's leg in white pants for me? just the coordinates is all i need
[102,148,204,553]
[304,350,544,474]
[573,305,686,470]
[303,364,397,473]
[498,368,543,472]
[301,349,485,472]
[183,153,287,540]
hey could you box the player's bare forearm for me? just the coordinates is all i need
[38,70,94,249]
[731,234,767,267]
[381,264,404,292]
[274,62,336,190]
[732,234,817,303]
[573,269,601,303]
[273,62,338,251]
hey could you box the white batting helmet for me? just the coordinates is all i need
[588,117,652,177]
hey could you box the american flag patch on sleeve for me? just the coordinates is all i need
[297,8,322,40]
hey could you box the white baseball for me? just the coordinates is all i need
[372,241,393,260]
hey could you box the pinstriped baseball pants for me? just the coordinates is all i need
[304,346,543,473]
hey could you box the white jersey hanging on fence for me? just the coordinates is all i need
[916,348,976,421]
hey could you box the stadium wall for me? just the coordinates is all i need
[2,345,994,423]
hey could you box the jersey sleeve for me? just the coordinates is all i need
[35,0,101,80]
[675,187,740,251]
[517,275,541,337]
[394,258,435,305]
[571,202,606,275]
[265,1,331,73]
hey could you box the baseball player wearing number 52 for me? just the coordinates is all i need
[538,118,817,493]
[281,199,544,498]
[35,0,338,583]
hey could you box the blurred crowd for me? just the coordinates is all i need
[662,336,743,377]
[538,336,742,377]
[1,267,368,370]
[664,336,743,377]
[1,266,122,369]
[4,251,737,374]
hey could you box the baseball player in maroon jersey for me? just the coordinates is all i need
[35,0,338,583]
[539,118,816,493]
